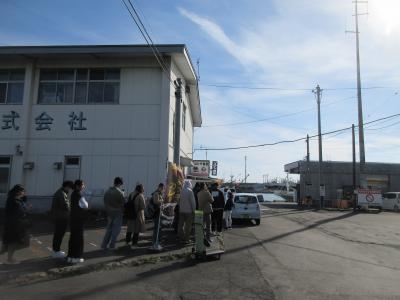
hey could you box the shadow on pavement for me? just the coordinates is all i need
[225,211,357,256]
[58,260,197,300]
[0,224,188,286]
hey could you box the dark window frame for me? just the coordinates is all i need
[38,68,120,104]
[0,155,12,194]
[0,69,25,104]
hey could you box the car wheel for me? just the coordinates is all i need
[255,219,260,226]
[394,205,399,212]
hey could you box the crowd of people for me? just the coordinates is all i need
[1,178,235,265]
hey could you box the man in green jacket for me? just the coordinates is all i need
[51,180,74,258]
[101,177,125,250]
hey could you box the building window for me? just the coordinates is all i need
[0,156,12,193]
[0,69,25,104]
[182,103,187,131]
[38,69,120,104]
[64,156,81,182]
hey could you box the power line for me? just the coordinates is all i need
[365,120,400,131]
[195,113,400,151]
[201,83,392,91]
[121,0,172,84]
[202,96,355,128]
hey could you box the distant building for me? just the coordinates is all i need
[0,45,201,210]
[285,160,400,204]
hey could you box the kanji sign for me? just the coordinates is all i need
[211,161,218,176]
[190,160,210,177]
[35,112,53,131]
[68,111,87,131]
[0,111,89,132]
[2,111,20,130]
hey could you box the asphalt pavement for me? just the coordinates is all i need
[1,203,400,300]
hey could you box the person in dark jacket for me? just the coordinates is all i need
[101,177,125,250]
[67,180,88,264]
[192,182,201,210]
[224,191,235,229]
[1,184,30,264]
[51,181,74,259]
[210,182,225,233]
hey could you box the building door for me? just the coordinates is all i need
[64,156,81,182]
[0,156,12,194]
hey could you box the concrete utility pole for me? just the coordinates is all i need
[354,0,367,174]
[173,78,183,166]
[244,156,247,184]
[313,85,323,209]
[352,124,357,210]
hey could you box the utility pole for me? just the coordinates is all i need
[313,85,323,209]
[352,124,357,211]
[350,0,368,178]
[173,78,182,166]
[244,156,247,184]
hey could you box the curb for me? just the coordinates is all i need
[7,250,192,286]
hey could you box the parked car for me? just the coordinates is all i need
[382,192,400,212]
[256,194,265,202]
[231,193,261,225]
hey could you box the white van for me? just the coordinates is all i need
[382,192,400,212]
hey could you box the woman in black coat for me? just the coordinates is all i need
[67,180,88,264]
[1,184,30,264]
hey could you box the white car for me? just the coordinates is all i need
[231,193,261,225]
[382,192,400,212]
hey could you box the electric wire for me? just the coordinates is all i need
[195,113,400,151]
[203,96,356,127]
[121,0,173,84]
[201,83,393,91]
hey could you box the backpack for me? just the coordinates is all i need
[124,193,138,220]
[145,192,158,219]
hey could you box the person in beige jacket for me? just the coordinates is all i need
[197,182,214,242]
[126,184,146,247]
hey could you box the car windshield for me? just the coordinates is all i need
[235,195,258,204]
[257,195,264,202]
[383,193,397,199]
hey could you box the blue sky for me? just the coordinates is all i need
[1,0,400,183]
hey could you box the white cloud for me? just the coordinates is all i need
[182,1,400,182]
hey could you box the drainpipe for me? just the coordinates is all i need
[173,78,182,166]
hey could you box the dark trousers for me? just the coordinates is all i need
[126,232,139,245]
[212,210,224,232]
[52,218,68,252]
[68,221,84,258]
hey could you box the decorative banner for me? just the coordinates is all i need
[166,162,184,203]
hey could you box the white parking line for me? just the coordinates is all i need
[89,243,98,247]
[36,240,42,245]
[46,247,52,252]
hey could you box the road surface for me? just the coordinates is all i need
[1,203,399,299]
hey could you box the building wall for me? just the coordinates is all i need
[297,161,400,203]
[168,60,194,163]
[0,57,173,207]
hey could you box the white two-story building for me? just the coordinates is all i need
[0,44,201,210]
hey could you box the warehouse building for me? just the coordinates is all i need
[0,44,201,211]
[285,160,400,206]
